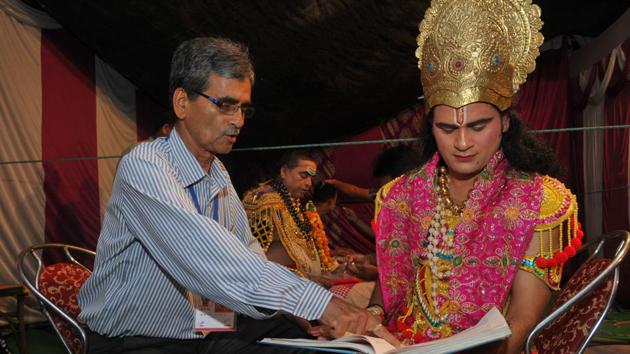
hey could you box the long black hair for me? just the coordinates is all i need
[416,108,563,178]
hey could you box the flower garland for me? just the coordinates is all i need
[269,179,336,273]
[304,203,336,272]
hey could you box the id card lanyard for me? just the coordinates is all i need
[187,181,237,334]
[187,185,219,221]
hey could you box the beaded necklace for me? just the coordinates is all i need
[422,166,466,323]
[271,179,313,238]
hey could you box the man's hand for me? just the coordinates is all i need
[345,253,378,280]
[309,275,333,289]
[319,297,401,348]
[347,260,378,280]
[324,179,371,201]
[332,248,354,257]
[291,315,326,338]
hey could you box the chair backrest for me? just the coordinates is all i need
[526,230,630,354]
[17,243,96,354]
[0,334,12,354]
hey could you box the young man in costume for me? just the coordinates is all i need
[242,151,376,308]
[371,1,582,353]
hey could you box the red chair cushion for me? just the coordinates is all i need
[535,258,614,354]
[38,262,91,354]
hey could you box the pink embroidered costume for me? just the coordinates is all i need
[374,151,579,343]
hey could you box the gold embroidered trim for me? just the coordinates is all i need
[374,176,402,222]
[525,176,580,288]
[537,176,576,230]
[534,176,578,257]
[243,184,323,276]
[243,187,284,252]
[518,256,561,291]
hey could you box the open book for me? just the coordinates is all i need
[260,307,511,354]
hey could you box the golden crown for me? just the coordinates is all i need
[416,0,544,112]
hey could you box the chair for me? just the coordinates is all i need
[525,230,630,354]
[0,284,28,353]
[17,243,95,354]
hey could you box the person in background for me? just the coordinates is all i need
[326,145,420,202]
[242,151,331,277]
[242,151,378,309]
[325,145,421,256]
[120,112,176,157]
[310,181,338,217]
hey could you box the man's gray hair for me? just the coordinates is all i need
[169,37,254,99]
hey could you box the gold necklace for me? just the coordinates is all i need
[437,166,465,217]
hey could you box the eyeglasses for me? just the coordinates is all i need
[191,90,255,119]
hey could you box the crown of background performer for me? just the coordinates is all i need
[416,0,544,112]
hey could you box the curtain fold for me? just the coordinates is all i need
[0,8,46,322]
[602,44,630,307]
[513,44,571,179]
[577,48,620,241]
[0,4,139,322]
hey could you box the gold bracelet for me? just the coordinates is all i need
[367,304,385,321]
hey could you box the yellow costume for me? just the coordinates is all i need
[243,181,375,308]
[242,182,335,276]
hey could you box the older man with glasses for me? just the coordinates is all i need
[78,37,399,354]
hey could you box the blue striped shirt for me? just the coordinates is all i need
[78,128,332,339]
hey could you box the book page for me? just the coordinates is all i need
[261,307,509,354]
[392,307,511,354]
[260,334,396,354]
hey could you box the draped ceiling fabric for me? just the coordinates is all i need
[28,0,629,148]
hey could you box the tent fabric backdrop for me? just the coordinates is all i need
[601,41,630,306]
[2,0,629,321]
[0,5,147,320]
[317,106,424,253]
[0,4,45,315]
[571,41,630,303]
[513,43,572,177]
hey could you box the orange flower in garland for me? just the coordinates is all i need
[304,203,336,272]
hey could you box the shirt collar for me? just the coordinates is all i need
[167,127,229,190]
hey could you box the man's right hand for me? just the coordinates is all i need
[347,260,378,281]
[318,297,401,348]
